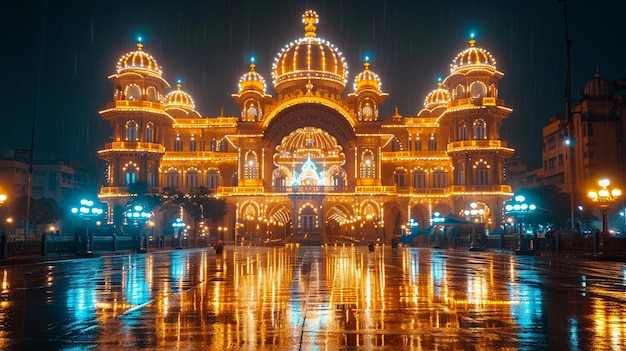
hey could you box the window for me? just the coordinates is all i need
[413,169,426,189]
[126,85,141,100]
[455,163,465,185]
[146,86,158,101]
[185,170,199,190]
[125,172,137,185]
[391,138,402,151]
[126,121,138,141]
[174,134,182,151]
[458,120,467,141]
[206,169,220,189]
[428,133,437,151]
[432,169,447,188]
[244,152,259,178]
[414,135,422,151]
[473,161,490,185]
[190,135,196,151]
[146,122,154,142]
[148,173,156,187]
[394,169,406,188]
[360,150,375,178]
[165,170,180,189]
[474,119,486,139]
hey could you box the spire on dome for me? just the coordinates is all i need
[302,10,319,37]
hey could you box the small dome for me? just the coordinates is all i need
[584,71,614,99]
[117,42,163,76]
[165,82,195,110]
[276,126,343,158]
[424,82,451,110]
[450,37,496,74]
[238,61,267,94]
[272,10,348,95]
[353,60,382,93]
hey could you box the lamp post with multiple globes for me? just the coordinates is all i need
[588,179,621,235]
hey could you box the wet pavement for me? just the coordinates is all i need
[1,245,626,350]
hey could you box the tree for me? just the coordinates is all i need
[31,197,62,234]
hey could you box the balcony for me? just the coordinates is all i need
[107,100,164,110]
[381,151,449,161]
[99,142,165,154]
[447,139,510,151]
[162,151,238,161]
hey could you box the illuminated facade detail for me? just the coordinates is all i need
[98,11,514,244]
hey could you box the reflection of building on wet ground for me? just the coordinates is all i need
[98,10,514,244]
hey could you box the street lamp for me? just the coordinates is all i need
[71,199,105,253]
[504,194,537,250]
[588,179,622,235]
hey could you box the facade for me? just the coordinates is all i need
[536,72,626,229]
[98,11,514,244]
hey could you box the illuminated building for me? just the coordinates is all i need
[538,72,626,229]
[98,11,514,243]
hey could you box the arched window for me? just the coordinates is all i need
[206,169,220,190]
[412,169,426,189]
[123,162,138,185]
[391,138,402,152]
[126,120,138,142]
[185,169,199,190]
[145,86,158,101]
[470,81,486,100]
[474,118,486,139]
[165,169,180,189]
[126,84,141,100]
[174,134,182,151]
[428,132,437,151]
[359,150,375,178]
[146,122,154,143]
[394,169,406,188]
[474,160,490,185]
[299,206,316,231]
[458,120,467,141]
[432,169,447,188]
[244,151,259,178]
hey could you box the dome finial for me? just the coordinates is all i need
[302,10,319,38]
[437,76,443,88]
[250,57,256,71]
[137,36,143,51]
[469,32,476,47]
[176,79,182,90]
[363,56,370,71]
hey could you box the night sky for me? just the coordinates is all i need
[3,0,625,178]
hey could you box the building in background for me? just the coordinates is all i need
[98,11,515,244]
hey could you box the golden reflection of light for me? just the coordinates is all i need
[2,270,8,293]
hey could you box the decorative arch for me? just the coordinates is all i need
[125,84,142,101]
[145,86,158,101]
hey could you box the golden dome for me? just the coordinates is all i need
[272,10,348,95]
[117,41,163,76]
[276,127,343,158]
[238,60,267,94]
[353,59,382,93]
[164,82,195,110]
[450,36,496,74]
[424,81,451,110]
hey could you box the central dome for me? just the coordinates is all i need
[272,10,348,95]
